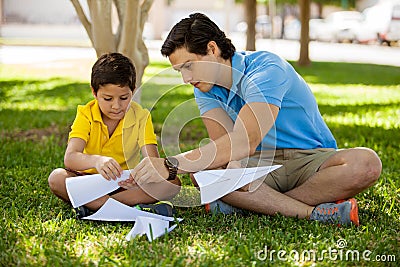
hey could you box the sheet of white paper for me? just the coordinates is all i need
[82,198,181,222]
[66,170,131,208]
[125,216,177,242]
[193,166,281,204]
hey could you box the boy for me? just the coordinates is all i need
[48,53,180,218]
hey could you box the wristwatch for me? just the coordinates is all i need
[164,156,179,181]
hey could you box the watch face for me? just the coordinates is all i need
[166,157,179,168]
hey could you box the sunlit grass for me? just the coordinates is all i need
[1,60,399,266]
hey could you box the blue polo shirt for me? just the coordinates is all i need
[194,51,337,150]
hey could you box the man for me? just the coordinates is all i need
[130,13,381,226]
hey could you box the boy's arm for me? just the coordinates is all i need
[64,138,123,180]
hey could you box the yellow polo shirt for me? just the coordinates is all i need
[68,99,157,173]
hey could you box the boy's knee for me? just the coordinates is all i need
[48,168,66,189]
[189,173,199,187]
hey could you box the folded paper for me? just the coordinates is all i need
[193,165,281,204]
[125,216,178,242]
[66,170,131,208]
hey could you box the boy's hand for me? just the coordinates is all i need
[118,173,137,189]
[95,156,123,180]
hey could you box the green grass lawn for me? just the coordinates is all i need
[1,60,399,266]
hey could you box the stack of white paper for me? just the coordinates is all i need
[65,171,181,242]
[65,165,281,241]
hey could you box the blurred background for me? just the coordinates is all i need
[1,0,399,46]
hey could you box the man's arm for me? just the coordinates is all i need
[130,102,279,184]
[201,108,234,141]
[177,102,279,172]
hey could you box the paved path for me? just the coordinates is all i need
[2,39,400,67]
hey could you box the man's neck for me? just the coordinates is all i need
[216,57,233,90]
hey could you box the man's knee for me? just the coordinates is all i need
[351,148,382,189]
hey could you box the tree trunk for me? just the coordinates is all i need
[298,0,311,66]
[316,2,323,19]
[70,0,154,103]
[245,0,257,51]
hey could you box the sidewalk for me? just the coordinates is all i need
[1,24,400,67]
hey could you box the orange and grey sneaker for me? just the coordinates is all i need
[310,198,359,226]
[204,200,247,215]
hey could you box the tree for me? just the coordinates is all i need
[70,0,154,101]
[245,0,257,50]
[298,0,311,66]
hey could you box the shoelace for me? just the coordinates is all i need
[313,206,339,221]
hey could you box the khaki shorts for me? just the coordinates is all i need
[240,148,337,192]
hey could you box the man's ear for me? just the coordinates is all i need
[207,41,218,55]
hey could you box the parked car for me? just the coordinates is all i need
[309,11,365,42]
[377,1,400,45]
[283,17,301,40]
[236,15,282,39]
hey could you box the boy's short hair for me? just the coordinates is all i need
[91,52,136,93]
[161,13,236,60]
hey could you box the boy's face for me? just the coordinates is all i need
[169,46,221,93]
[93,84,133,122]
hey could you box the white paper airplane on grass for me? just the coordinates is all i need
[65,165,281,241]
[65,171,181,242]
[193,165,282,204]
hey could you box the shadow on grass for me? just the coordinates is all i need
[0,78,91,99]
[319,102,400,115]
[0,108,75,131]
[289,61,400,86]
[29,81,91,99]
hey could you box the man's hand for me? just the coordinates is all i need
[118,172,136,189]
[226,160,242,169]
[95,156,123,180]
[130,157,169,186]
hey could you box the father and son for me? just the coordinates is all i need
[48,13,382,226]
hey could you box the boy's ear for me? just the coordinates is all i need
[91,87,97,98]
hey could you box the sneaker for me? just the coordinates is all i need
[205,200,247,215]
[74,206,92,219]
[310,198,359,226]
[135,201,176,217]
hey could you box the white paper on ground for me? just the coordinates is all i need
[125,216,178,242]
[66,170,131,208]
[193,165,281,204]
[82,198,181,222]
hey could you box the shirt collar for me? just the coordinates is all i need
[231,52,246,92]
[123,103,136,128]
[91,100,103,123]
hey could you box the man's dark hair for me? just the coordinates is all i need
[161,13,235,60]
[91,52,136,94]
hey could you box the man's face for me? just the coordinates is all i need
[169,47,221,93]
[93,84,133,122]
